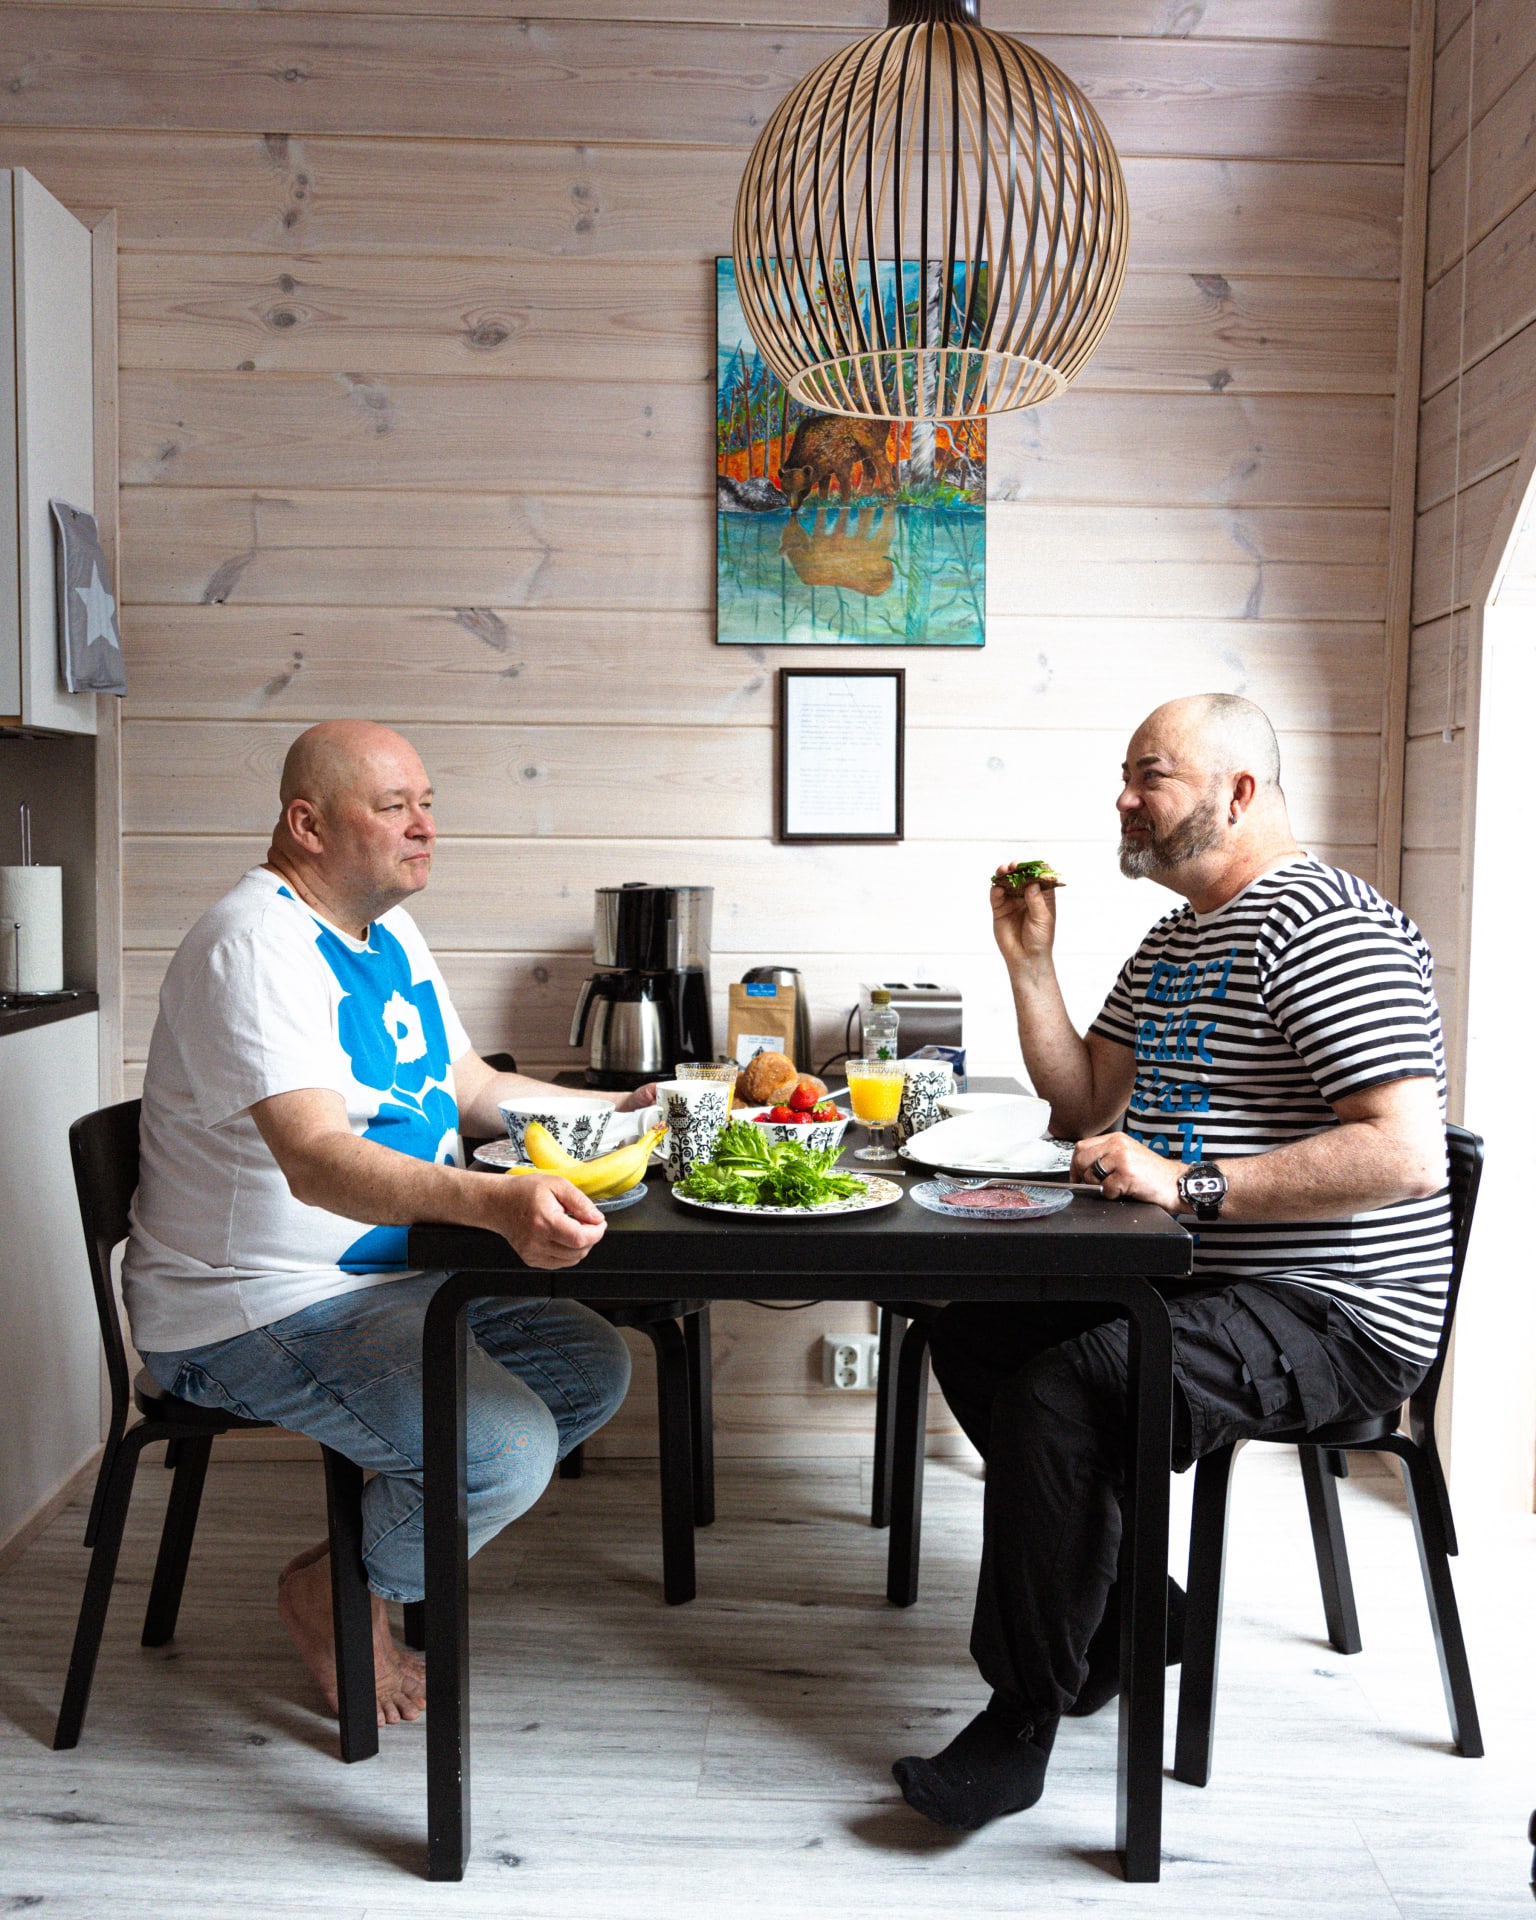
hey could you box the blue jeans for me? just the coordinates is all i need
[141,1276,632,1603]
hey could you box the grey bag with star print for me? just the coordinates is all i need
[50,499,127,695]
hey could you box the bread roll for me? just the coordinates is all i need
[741,1049,798,1106]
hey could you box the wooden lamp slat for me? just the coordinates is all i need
[733,0,1128,421]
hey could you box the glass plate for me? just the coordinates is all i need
[594,1180,649,1213]
[472,1139,529,1169]
[908,1179,1074,1222]
[469,1140,649,1212]
[473,1138,663,1172]
[668,1175,903,1219]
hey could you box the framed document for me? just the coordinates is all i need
[777,668,905,843]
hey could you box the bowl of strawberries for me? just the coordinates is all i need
[740,1078,849,1155]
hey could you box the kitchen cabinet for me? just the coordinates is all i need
[0,1008,101,1550]
[1,168,97,735]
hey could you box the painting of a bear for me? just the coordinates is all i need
[716,257,987,648]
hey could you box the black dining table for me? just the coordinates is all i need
[407,1159,1191,1884]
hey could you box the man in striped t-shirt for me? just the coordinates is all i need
[895,694,1451,1835]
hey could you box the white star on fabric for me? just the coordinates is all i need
[74,563,118,646]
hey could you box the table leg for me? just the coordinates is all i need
[424,1280,473,1881]
[685,1305,715,1529]
[1115,1284,1173,1883]
[870,1308,906,1529]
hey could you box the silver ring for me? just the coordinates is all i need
[1090,1158,1109,1181]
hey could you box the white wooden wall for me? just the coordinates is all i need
[0,0,1417,1453]
[1401,0,1536,1062]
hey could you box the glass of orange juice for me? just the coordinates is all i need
[845,1058,908,1162]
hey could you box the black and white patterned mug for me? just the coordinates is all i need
[658,1080,731,1182]
[894,1060,957,1150]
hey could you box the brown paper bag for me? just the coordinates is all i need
[727,979,798,1069]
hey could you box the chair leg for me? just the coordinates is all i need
[645,1319,697,1605]
[885,1320,930,1608]
[1398,1446,1483,1757]
[1324,1448,1349,1479]
[871,1309,907,1529]
[1417,1439,1459,1557]
[402,1600,426,1652]
[558,1441,586,1480]
[83,1409,127,1549]
[1173,1443,1240,1788]
[686,1306,715,1528]
[141,1434,214,1647]
[321,1447,379,1764]
[1299,1445,1363,1656]
[55,1424,159,1750]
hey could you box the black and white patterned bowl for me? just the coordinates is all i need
[497,1097,613,1166]
[737,1105,850,1155]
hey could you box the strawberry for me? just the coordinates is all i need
[788,1082,819,1111]
[769,1105,798,1123]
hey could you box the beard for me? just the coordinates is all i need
[1119,793,1224,880]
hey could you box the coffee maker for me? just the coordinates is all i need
[569,884,714,1089]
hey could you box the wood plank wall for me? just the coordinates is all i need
[1402,0,1536,1062]
[1,0,1414,1455]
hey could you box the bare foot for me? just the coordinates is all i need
[278,1543,427,1727]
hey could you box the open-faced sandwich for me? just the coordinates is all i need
[992,857,1065,893]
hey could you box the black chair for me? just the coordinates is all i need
[563,1300,714,1605]
[478,1054,715,1606]
[55,1100,380,1763]
[870,1303,942,1607]
[1173,1124,1485,1785]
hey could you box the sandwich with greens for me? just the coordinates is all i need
[992,858,1064,893]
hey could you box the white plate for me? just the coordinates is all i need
[909,1179,1074,1222]
[900,1135,1075,1178]
[668,1175,904,1219]
[935,1090,1040,1118]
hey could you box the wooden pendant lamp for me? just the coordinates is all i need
[732,0,1129,421]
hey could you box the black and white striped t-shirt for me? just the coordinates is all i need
[1089,857,1452,1368]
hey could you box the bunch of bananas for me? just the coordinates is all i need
[507,1121,665,1200]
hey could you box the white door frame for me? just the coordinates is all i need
[1445,426,1536,1520]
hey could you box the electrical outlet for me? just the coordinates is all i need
[821,1332,881,1391]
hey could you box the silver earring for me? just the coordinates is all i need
[1229,808,1237,824]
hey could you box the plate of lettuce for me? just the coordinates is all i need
[671,1122,902,1217]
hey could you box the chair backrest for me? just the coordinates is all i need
[69,1099,143,1429]
[1409,1122,1483,1439]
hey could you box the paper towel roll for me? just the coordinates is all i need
[0,866,65,993]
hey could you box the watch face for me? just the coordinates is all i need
[1184,1173,1224,1198]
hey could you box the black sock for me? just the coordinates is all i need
[892,1696,1060,1831]
[1065,1576,1187,1719]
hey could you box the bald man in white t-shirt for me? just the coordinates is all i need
[126,721,650,1727]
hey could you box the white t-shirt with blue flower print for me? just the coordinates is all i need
[124,866,472,1351]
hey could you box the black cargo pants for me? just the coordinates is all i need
[927,1280,1426,1718]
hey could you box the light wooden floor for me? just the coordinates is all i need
[1,1446,1530,1918]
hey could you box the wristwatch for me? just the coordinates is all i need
[1177,1162,1228,1221]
